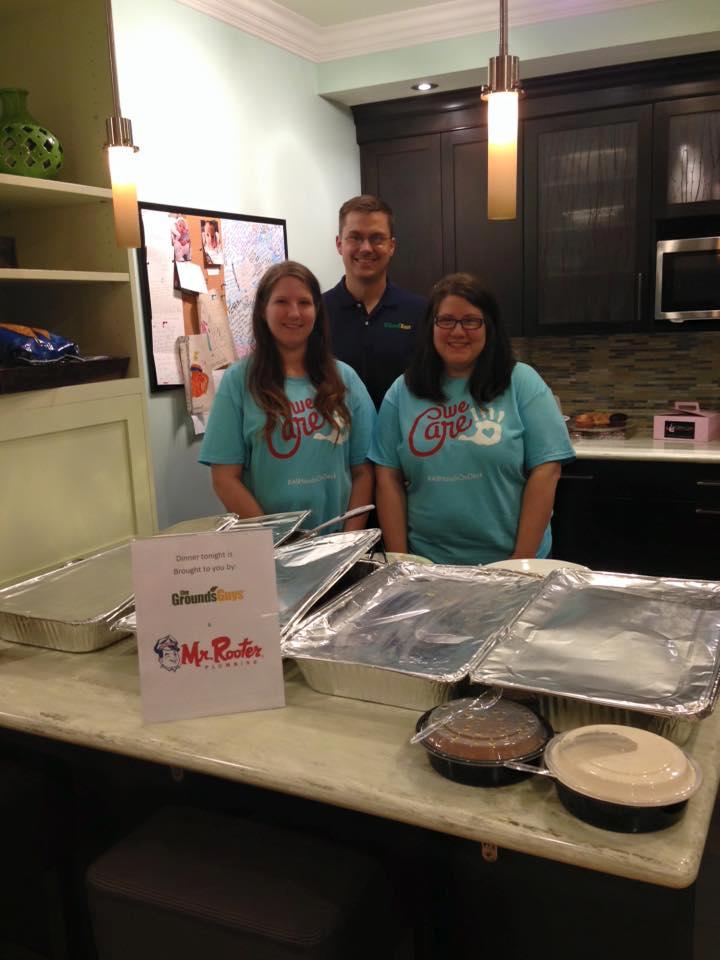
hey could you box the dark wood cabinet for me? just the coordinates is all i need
[552,458,720,579]
[355,52,720,336]
[441,128,523,335]
[361,134,443,299]
[654,94,720,219]
[523,106,652,334]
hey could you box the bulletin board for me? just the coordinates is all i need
[136,202,287,396]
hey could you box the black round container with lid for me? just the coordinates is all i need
[541,724,702,833]
[416,697,552,787]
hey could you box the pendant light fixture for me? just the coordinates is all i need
[104,0,141,248]
[481,0,522,220]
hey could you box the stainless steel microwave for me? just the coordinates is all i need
[655,237,720,322]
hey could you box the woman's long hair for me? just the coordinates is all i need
[247,261,350,441]
[405,273,515,405]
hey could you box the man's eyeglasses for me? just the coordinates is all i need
[342,233,391,248]
[434,315,485,331]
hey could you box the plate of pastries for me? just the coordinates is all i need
[568,411,629,436]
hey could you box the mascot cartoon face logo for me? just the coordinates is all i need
[153,635,181,672]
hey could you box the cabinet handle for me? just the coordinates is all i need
[696,481,720,488]
[695,508,720,517]
[562,474,596,482]
[636,272,643,326]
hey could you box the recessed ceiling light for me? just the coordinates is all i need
[412,82,438,92]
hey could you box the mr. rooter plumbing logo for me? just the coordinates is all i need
[153,583,264,673]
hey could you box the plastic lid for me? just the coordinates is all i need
[422,698,548,763]
[545,724,702,807]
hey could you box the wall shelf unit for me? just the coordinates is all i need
[0,0,156,584]
[0,269,130,283]
[0,172,112,209]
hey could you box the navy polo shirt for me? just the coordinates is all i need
[323,278,427,410]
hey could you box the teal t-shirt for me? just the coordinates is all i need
[369,363,575,565]
[199,358,376,529]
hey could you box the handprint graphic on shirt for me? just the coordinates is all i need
[313,415,347,446]
[458,406,505,446]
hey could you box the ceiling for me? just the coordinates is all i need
[275,0,443,28]
[176,0,720,104]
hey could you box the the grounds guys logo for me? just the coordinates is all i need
[153,634,264,672]
[170,584,244,605]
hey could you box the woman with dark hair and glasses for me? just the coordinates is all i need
[370,273,574,564]
[200,261,375,531]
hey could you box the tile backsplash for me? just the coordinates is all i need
[513,332,720,435]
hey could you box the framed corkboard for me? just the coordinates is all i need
[136,202,287,392]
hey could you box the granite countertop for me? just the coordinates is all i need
[0,635,717,890]
[572,436,720,463]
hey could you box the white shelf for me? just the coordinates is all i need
[0,173,112,209]
[0,268,129,283]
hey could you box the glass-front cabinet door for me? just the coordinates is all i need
[654,95,720,217]
[524,105,652,334]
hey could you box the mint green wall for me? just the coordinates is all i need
[113,0,360,527]
[318,0,720,98]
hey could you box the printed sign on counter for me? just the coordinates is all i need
[132,529,284,723]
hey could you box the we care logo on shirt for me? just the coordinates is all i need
[383,321,413,331]
[268,397,347,460]
[409,402,505,457]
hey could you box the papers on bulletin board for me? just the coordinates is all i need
[143,209,185,386]
[138,202,287,393]
[132,529,285,724]
[176,260,208,294]
[177,336,228,435]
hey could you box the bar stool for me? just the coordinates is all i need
[87,805,402,960]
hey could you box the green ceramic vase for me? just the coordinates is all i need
[0,88,64,179]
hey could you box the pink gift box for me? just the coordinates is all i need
[653,402,720,442]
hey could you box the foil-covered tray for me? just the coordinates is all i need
[275,529,380,638]
[284,563,543,709]
[531,694,694,746]
[161,510,310,546]
[0,544,134,653]
[114,529,381,642]
[473,569,720,719]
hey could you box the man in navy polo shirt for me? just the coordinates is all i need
[323,195,427,410]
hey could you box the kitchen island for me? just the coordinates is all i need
[572,436,720,463]
[0,633,717,891]
[554,439,720,578]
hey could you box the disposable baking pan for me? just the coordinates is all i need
[0,544,134,653]
[473,568,720,720]
[284,564,543,709]
[113,529,381,641]
[532,694,695,746]
[275,529,381,637]
[161,509,310,546]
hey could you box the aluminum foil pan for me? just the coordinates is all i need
[297,659,456,712]
[275,529,381,638]
[114,529,381,641]
[0,544,134,653]
[473,568,720,719]
[532,694,694,746]
[161,510,310,546]
[284,564,543,709]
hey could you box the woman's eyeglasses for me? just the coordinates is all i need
[434,315,485,330]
